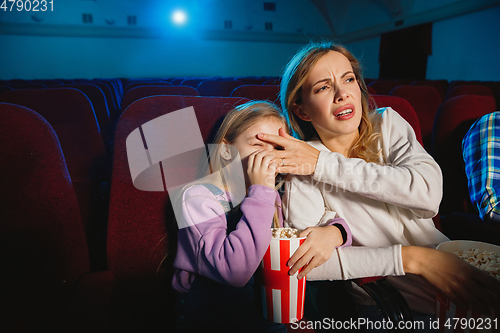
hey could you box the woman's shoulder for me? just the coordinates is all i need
[372,106,411,133]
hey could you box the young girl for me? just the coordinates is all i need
[171,101,352,333]
[257,42,500,329]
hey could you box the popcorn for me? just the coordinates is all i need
[454,248,500,280]
[271,227,298,239]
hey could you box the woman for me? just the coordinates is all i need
[257,42,500,321]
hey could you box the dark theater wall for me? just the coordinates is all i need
[0,0,499,81]
[427,5,500,81]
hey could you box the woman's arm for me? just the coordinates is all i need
[283,176,404,280]
[262,109,442,218]
[179,184,276,287]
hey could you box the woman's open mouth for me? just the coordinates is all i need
[334,106,355,120]
[335,108,353,117]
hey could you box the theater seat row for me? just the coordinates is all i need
[0,94,421,332]
[1,77,499,332]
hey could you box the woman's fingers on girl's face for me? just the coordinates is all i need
[257,133,290,148]
[278,127,293,139]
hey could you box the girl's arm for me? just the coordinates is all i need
[313,108,442,218]
[178,184,276,287]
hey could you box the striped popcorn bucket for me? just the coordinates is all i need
[436,292,498,333]
[258,237,306,324]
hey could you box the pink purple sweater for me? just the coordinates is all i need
[172,184,351,293]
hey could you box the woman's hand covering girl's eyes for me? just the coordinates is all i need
[257,128,320,175]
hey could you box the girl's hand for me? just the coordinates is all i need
[257,128,320,175]
[287,225,344,279]
[403,246,500,315]
[247,150,278,189]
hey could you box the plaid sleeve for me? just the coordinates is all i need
[462,112,500,221]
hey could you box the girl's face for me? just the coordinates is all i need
[228,117,284,162]
[295,51,363,143]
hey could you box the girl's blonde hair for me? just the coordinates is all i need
[280,41,383,164]
[209,100,289,183]
[209,100,290,227]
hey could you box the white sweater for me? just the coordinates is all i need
[282,107,450,314]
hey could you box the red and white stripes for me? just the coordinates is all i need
[260,237,306,324]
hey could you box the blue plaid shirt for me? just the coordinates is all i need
[462,112,500,222]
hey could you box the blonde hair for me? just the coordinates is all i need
[280,41,383,164]
[210,100,289,227]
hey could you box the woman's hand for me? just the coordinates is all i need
[257,128,320,175]
[247,150,278,189]
[402,246,500,315]
[287,225,344,279]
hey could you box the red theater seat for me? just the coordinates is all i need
[236,77,269,85]
[180,78,206,88]
[124,81,173,92]
[432,95,497,215]
[91,80,121,121]
[389,85,442,150]
[52,83,112,147]
[0,103,113,332]
[446,84,494,100]
[412,79,448,101]
[8,82,47,89]
[107,95,250,332]
[171,78,186,85]
[0,88,109,268]
[263,77,281,85]
[121,85,199,113]
[230,84,280,105]
[0,85,13,94]
[368,80,401,95]
[197,79,245,97]
[371,94,423,145]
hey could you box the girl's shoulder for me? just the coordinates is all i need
[183,183,231,212]
[183,183,224,199]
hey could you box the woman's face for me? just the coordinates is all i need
[296,51,363,143]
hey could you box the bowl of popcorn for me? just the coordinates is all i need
[435,240,500,333]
